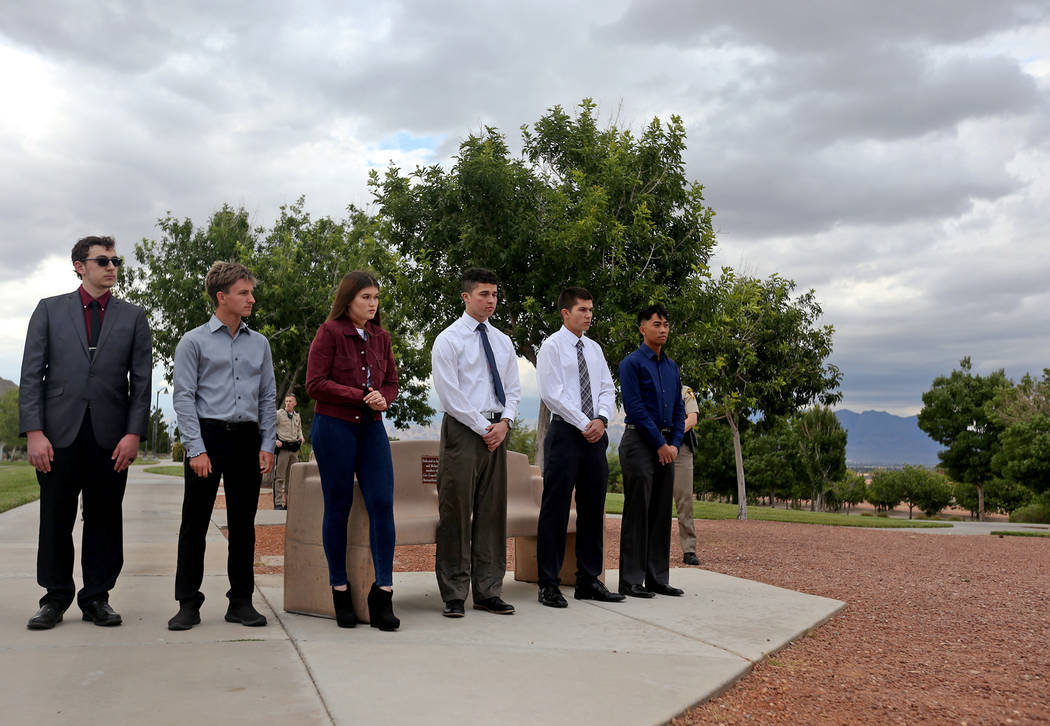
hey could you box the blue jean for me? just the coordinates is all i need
[310,412,395,588]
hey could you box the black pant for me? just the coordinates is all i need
[174,420,261,606]
[617,427,674,588]
[36,410,128,610]
[536,420,609,587]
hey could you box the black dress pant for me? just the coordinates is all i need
[174,420,261,606]
[36,410,127,610]
[618,427,674,588]
[536,420,609,587]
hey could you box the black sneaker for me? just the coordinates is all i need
[225,600,267,626]
[167,605,201,631]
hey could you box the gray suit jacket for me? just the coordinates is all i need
[19,290,152,449]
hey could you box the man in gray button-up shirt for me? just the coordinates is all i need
[168,261,277,631]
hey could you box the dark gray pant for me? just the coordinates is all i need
[618,428,673,588]
[435,414,508,602]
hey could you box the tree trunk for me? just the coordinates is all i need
[976,483,985,522]
[535,400,551,473]
[728,415,747,520]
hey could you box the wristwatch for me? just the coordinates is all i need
[501,418,513,428]
[597,415,608,426]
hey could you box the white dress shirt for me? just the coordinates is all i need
[432,312,522,436]
[536,325,616,433]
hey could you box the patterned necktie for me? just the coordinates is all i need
[476,323,506,407]
[577,339,594,419]
[87,300,102,359]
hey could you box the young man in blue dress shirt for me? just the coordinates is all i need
[168,261,277,630]
[617,304,685,598]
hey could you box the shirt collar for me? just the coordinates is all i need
[557,325,586,343]
[78,286,112,309]
[459,311,489,331]
[638,342,662,360]
[208,314,250,335]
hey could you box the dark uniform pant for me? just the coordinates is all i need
[36,410,127,610]
[435,414,507,603]
[174,419,261,606]
[618,427,674,588]
[536,419,608,587]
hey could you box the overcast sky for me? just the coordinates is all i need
[2,0,1049,417]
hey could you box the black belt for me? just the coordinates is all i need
[483,413,503,423]
[625,424,672,434]
[200,418,258,431]
[551,413,567,423]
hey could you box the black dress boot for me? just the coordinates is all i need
[332,587,356,628]
[367,583,400,631]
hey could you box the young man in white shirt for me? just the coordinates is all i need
[535,287,625,608]
[431,267,521,617]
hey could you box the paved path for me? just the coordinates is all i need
[2,467,844,725]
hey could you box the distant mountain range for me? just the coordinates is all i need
[835,409,942,467]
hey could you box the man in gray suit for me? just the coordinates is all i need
[19,235,152,630]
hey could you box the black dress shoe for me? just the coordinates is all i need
[225,600,267,626]
[27,603,64,630]
[645,582,685,597]
[575,580,626,602]
[683,552,700,566]
[168,604,202,631]
[81,600,122,626]
[618,583,655,599]
[538,585,568,608]
[442,599,465,618]
[473,596,515,614]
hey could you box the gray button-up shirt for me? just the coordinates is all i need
[173,314,277,458]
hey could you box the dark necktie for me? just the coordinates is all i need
[87,300,102,359]
[476,323,506,408]
[577,339,594,419]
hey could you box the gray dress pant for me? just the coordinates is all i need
[618,428,674,588]
[435,414,508,602]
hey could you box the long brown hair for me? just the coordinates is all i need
[327,270,382,326]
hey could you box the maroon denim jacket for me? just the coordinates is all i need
[306,318,398,424]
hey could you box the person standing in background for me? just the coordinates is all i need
[673,386,700,566]
[272,394,303,510]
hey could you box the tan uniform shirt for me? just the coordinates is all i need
[276,410,303,444]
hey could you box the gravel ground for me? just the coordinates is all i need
[247,502,1049,725]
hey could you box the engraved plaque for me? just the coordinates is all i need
[421,455,439,485]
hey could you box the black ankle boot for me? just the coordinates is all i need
[367,583,400,631]
[332,587,356,628]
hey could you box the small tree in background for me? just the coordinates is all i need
[868,470,904,513]
[793,405,848,512]
[899,466,953,518]
[832,471,868,515]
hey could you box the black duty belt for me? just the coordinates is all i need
[625,424,672,434]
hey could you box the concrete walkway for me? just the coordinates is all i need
[2,467,844,725]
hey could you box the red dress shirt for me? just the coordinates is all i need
[79,286,112,345]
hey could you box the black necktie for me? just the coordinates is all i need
[87,300,102,359]
[476,323,506,408]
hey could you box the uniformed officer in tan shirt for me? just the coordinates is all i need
[673,386,700,565]
[273,394,304,509]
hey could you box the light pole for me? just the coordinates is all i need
[152,386,169,459]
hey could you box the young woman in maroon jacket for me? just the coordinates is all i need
[306,270,399,630]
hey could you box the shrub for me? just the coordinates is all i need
[171,441,185,462]
[1009,494,1050,524]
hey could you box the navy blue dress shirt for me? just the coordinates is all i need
[619,343,686,450]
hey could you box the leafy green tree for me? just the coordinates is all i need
[868,469,904,512]
[983,477,1034,515]
[989,370,1050,496]
[607,450,623,494]
[370,98,717,461]
[145,407,172,456]
[743,417,803,507]
[692,417,738,500]
[793,405,848,511]
[918,357,1010,520]
[507,416,538,465]
[831,470,868,514]
[126,199,431,429]
[0,387,21,460]
[681,270,842,519]
[898,465,953,518]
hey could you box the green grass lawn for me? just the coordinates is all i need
[0,463,40,513]
[990,530,1050,538]
[144,465,184,477]
[605,492,953,528]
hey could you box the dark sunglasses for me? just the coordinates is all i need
[83,256,123,268]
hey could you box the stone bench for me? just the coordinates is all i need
[283,439,598,622]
